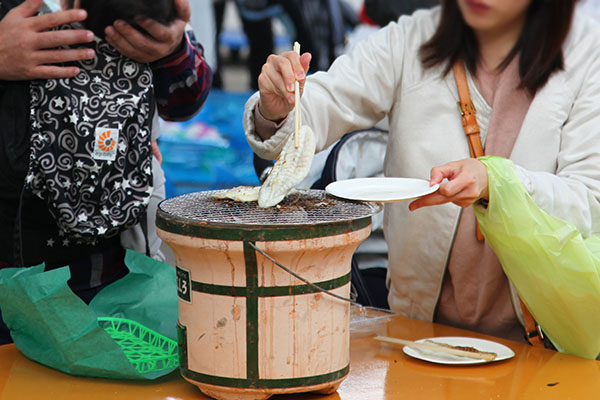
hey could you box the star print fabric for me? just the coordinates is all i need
[26,29,154,240]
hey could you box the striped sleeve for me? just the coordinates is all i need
[151,28,213,121]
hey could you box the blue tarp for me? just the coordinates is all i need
[159,90,259,197]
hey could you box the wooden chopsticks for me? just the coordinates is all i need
[373,336,497,361]
[293,41,301,148]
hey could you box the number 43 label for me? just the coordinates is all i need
[176,266,192,303]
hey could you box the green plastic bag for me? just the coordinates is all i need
[475,156,600,359]
[0,250,178,379]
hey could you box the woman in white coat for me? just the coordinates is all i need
[243,0,600,355]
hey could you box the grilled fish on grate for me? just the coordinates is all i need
[258,125,316,208]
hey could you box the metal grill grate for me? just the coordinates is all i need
[158,190,381,228]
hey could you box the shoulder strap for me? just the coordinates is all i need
[453,61,484,158]
[520,298,546,347]
[453,60,545,348]
[452,60,485,241]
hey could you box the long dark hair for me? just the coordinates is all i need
[420,0,577,94]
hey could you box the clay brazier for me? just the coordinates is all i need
[156,190,380,400]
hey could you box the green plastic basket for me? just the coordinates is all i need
[97,317,179,375]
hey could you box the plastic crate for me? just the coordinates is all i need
[98,317,178,375]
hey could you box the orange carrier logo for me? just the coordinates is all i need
[97,130,116,152]
[93,126,120,161]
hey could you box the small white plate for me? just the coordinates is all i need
[402,336,515,365]
[325,177,439,203]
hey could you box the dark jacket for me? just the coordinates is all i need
[364,0,439,26]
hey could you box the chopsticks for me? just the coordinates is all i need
[373,336,497,361]
[293,41,301,148]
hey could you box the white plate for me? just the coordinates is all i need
[402,336,515,365]
[325,177,439,203]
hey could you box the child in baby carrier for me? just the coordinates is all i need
[25,0,180,245]
[23,0,180,257]
[0,0,204,346]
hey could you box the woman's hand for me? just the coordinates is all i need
[0,0,94,80]
[257,51,312,122]
[104,0,191,63]
[409,158,489,211]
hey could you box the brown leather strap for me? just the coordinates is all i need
[453,60,545,348]
[453,60,485,241]
[520,298,545,347]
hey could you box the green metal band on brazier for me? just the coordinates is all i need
[189,271,352,297]
[179,362,350,389]
[157,212,371,242]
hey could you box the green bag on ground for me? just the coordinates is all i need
[475,156,600,359]
[0,250,178,379]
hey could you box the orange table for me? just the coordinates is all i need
[1,314,598,400]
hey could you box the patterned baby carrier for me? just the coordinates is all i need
[26,26,154,240]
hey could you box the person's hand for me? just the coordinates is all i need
[151,140,162,164]
[257,51,312,122]
[409,158,489,211]
[104,0,191,63]
[0,0,94,80]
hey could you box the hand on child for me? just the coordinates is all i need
[104,0,190,63]
[0,0,94,80]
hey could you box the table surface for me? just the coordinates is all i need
[1,314,599,400]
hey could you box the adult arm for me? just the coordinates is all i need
[413,44,600,237]
[510,53,600,237]
[150,29,213,121]
[244,20,406,160]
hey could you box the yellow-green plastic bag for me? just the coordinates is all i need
[475,156,600,359]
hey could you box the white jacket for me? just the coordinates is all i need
[243,8,600,322]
